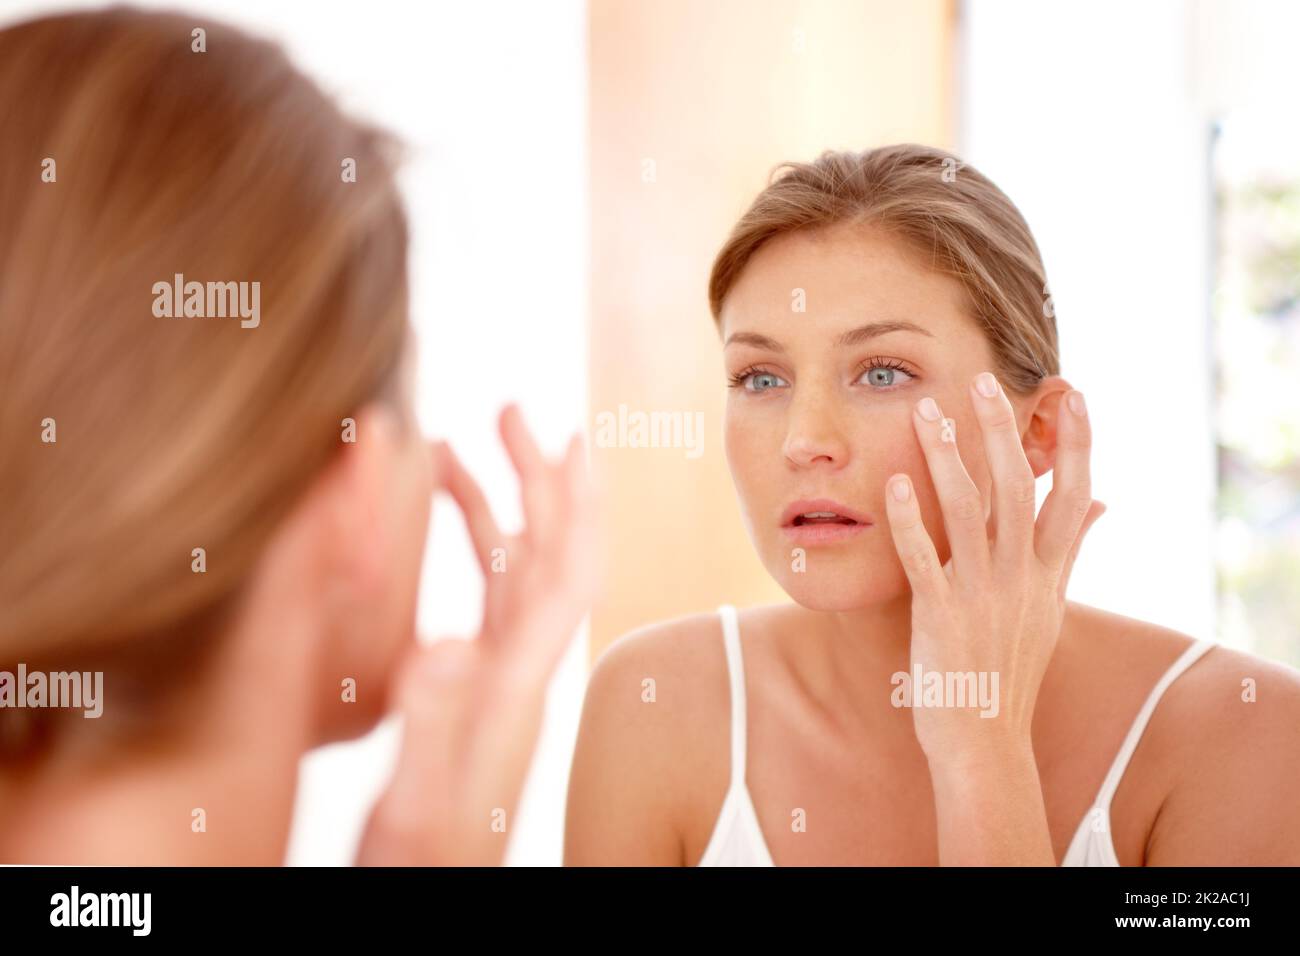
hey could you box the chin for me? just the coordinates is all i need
[318,688,390,745]
[762,547,909,612]
[313,643,402,746]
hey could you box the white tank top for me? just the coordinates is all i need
[696,604,1217,867]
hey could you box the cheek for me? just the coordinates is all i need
[723,406,778,499]
[851,412,925,505]
[376,446,431,653]
[880,404,986,487]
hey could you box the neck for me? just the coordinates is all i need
[0,588,320,865]
[784,589,918,733]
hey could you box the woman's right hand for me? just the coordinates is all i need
[355,404,598,866]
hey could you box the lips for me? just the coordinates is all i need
[781,498,872,527]
[780,498,872,545]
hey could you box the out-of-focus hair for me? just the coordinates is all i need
[0,8,411,722]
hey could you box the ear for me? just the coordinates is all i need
[1017,376,1074,479]
[311,402,406,601]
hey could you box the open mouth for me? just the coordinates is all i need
[780,500,872,540]
[791,511,861,527]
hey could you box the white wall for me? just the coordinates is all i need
[960,0,1220,642]
[0,0,589,864]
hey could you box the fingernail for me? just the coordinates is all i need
[975,372,998,398]
[918,397,941,421]
[891,476,911,501]
[1067,391,1086,416]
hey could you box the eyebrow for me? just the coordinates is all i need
[724,320,935,352]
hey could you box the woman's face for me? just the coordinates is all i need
[720,223,1007,611]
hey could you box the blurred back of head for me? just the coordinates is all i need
[0,7,410,717]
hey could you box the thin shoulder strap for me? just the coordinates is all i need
[716,604,748,787]
[1092,639,1217,809]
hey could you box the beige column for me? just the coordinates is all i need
[588,0,957,660]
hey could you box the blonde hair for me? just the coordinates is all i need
[0,9,410,721]
[708,144,1059,394]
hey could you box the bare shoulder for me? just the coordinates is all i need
[1148,627,1300,863]
[594,609,725,677]
[1058,600,1200,674]
[1062,599,1300,740]
[563,609,731,865]
[585,609,732,734]
[1063,600,1300,864]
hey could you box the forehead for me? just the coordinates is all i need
[719,223,979,347]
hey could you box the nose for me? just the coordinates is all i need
[782,392,850,470]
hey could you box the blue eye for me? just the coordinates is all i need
[728,367,789,392]
[746,371,787,392]
[857,360,916,389]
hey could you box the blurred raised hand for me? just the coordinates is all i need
[356,404,598,866]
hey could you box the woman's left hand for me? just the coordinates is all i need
[883,371,1106,773]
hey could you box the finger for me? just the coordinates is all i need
[912,395,991,580]
[499,404,561,550]
[884,472,947,599]
[438,440,505,575]
[490,436,596,681]
[968,371,1037,563]
[1035,389,1093,572]
[1056,499,1105,603]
